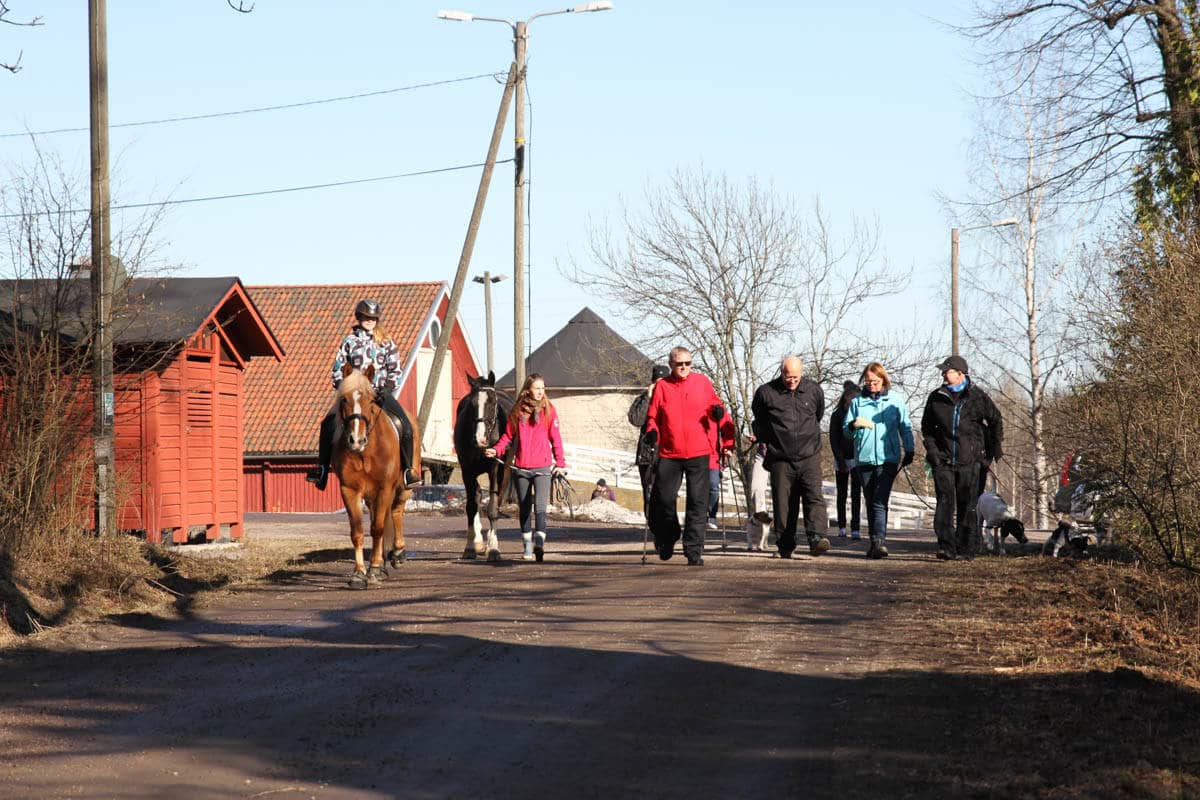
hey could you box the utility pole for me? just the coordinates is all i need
[950,226,960,356]
[89,0,115,536]
[473,271,507,375]
[513,20,528,390]
[418,64,518,433]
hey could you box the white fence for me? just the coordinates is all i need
[563,444,935,530]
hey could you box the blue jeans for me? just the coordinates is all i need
[708,468,721,518]
[856,462,898,541]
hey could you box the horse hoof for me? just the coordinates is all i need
[461,548,477,560]
[486,548,502,562]
[348,571,369,590]
[388,548,406,569]
[366,566,387,583]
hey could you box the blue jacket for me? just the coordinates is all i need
[842,390,914,465]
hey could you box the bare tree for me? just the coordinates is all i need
[0,1,43,74]
[970,0,1200,217]
[951,58,1087,528]
[566,166,908,506]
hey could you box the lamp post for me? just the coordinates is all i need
[438,1,613,389]
[950,217,1019,355]
[472,271,507,374]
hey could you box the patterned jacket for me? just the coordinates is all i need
[330,327,401,392]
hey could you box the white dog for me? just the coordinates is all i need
[976,490,1027,555]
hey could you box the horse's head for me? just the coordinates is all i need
[467,370,499,449]
[337,363,379,453]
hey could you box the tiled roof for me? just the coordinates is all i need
[242,282,443,455]
[498,306,651,389]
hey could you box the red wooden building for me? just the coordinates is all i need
[1,277,283,544]
[241,282,480,513]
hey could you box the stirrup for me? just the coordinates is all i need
[403,468,422,488]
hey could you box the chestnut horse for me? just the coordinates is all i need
[453,371,513,561]
[332,364,420,589]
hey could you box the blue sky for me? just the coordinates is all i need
[1,1,983,378]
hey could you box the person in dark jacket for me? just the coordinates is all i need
[921,355,1004,560]
[628,363,671,513]
[828,380,863,541]
[750,355,832,559]
[644,347,735,566]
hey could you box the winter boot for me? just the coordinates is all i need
[533,531,546,563]
[808,534,831,557]
[522,532,534,561]
[866,536,888,559]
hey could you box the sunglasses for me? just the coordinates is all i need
[672,361,692,367]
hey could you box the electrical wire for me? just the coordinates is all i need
[0,72,503,139]
[0,158,513,219]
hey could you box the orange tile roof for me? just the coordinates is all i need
[242,282,444,455]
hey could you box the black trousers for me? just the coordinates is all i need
[319,392,414,472]
[650,455,710,559]
[835,468,862,532]
[768,451,829,554]
[932,464,982,556]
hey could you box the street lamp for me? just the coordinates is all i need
[472,271,508,375]
[438,1,613,389]
[950,217,1019,355]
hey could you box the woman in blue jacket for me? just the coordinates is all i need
[842,362,914,559]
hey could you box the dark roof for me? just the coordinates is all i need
[498,307,651,389]
[0,276,280,352]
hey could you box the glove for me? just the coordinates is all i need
[851,417,875,430]
[710,404,725,421]
[643,429,658,446]
[901,450,914,467]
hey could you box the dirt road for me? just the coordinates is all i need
[0,514,1193,799]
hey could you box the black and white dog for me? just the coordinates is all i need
[976,490,1028,555]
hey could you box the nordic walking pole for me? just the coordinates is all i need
[719,464,727,551]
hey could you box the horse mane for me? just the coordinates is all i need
[339,369,375,400]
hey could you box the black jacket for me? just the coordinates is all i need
[627,389,656,466]
[920,380,1003,468]
[751,377,825,465]
[828,404,855,460]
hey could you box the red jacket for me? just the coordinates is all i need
[493,405,567,469]
[645,372,735,460]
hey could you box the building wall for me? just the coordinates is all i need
[550,390,640,451]
[243,460,343,513]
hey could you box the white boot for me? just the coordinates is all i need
[521,532,534,561]
[533,531,546,563]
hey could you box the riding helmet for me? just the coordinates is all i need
[355,298,382,319]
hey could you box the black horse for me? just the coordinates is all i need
[453,371,514,561]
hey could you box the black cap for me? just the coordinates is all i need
[651,364,670,381]
[936,355,969,374]
[596,478,607,486]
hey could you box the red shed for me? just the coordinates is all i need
[112,278,283,543]
[241,282,480,513]
[0,276,283,544]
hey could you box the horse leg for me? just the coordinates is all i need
[365,488,394,584]
[462,473,482,559]
[485,466,502,562]
[388,494,407,569]
[343,486,369,590]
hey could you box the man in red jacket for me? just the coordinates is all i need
[644,346,735,566]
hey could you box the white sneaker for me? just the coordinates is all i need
[707,519,719,531]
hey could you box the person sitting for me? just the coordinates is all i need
[591,478,616,502]
[306,298,421,491]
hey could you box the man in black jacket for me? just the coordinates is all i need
[628,364,671,513]
[751,356,831,559]
[920,355,1004,560]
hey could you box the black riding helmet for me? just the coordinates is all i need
[355,298,381,319]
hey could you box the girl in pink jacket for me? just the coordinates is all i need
[485,373,567,561]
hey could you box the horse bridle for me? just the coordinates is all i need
[342,390,383,451]
[475,385,499,448]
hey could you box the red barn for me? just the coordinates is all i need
[1,277,283,544]
[241,282,481,513]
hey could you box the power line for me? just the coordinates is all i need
[0,159,512,218]
[0,72,502,139]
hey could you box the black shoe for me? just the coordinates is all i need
[655,538,674,561]
[808,536,831,557]
[403,468,422,488]
[777,548,794,560]
[306,465,329,491]
[687,555,704,566]
[936,549,954,560]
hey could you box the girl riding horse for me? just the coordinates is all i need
[307,298,421,491]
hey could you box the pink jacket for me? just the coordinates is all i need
[493,406,567,469]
